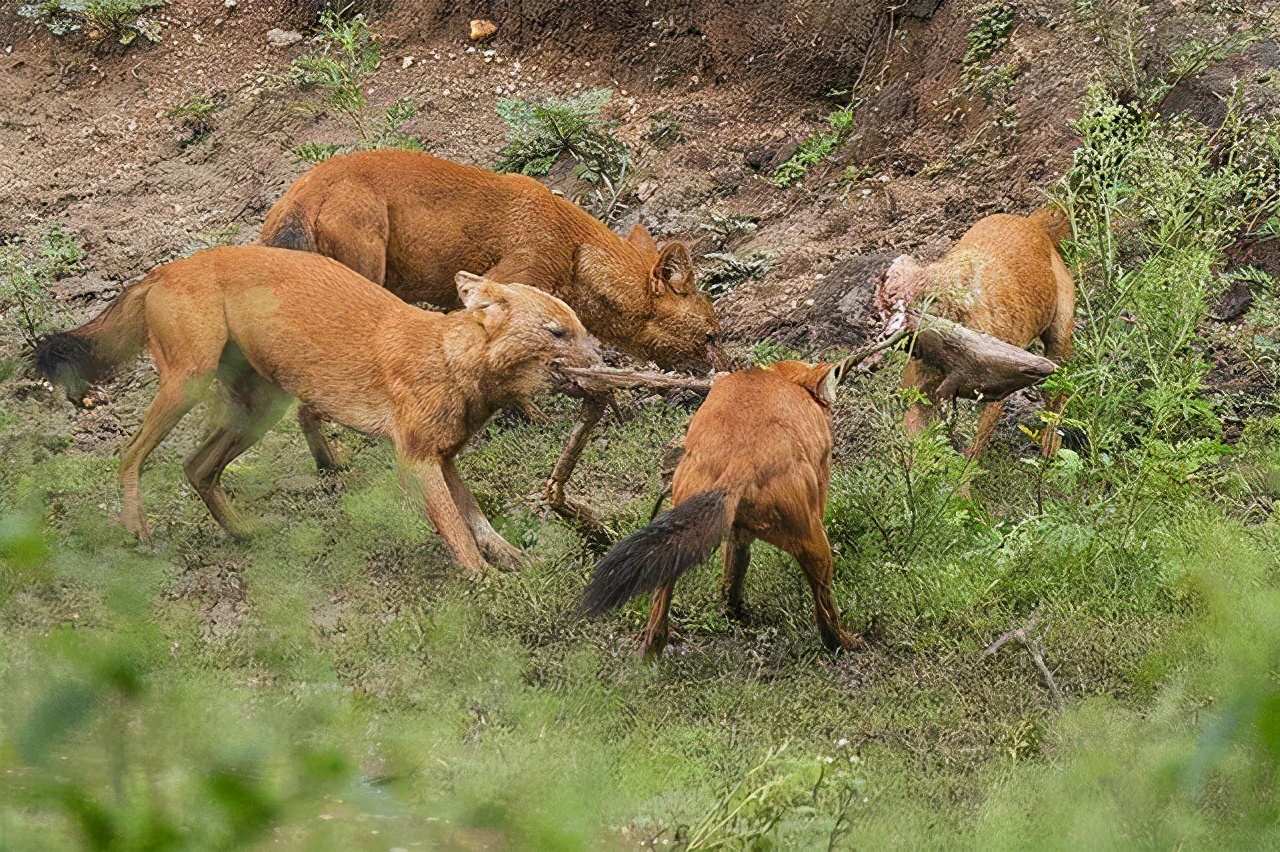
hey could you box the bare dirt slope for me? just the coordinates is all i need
[0,0,1271,349]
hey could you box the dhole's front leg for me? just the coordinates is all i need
[442,458,525,570]
[398,453,488,572]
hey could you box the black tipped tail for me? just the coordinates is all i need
[32,279,150,405]
[33,333,97,405]
[261,207,316,253]
[579,490,733,617]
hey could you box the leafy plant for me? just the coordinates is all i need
[495,89,629,180]
[1073,0,1268,106]
[0,224,85,351]
[748,338,804,367]
[293,142,345,164]
[699,211,758,244]
[647,109,686,149]
[698,249,773,297]
[169,91,225,146]
[288,11,423,153]
[18,0,163,46]
[494,88,633,222]
[770,105,855,188]
[962,2,1017,70]
[1053,86,1280,455]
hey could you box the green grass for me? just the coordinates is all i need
[4,18,1280,845]
[3,358,1279,847]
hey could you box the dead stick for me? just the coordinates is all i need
[984,615,1065,711]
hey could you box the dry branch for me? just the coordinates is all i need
[984,615,1065,711]
[552,366,716,398]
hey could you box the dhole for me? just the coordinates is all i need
[877,208,1075,456]
[259,150,723,470]
[579,359,860,657]
[34,246,598,571]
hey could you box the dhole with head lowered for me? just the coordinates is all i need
[260,149,724,478]
[579,358,861,657]
[34,246,598,571]
[877,207,1075,457]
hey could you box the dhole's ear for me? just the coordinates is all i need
[817,363,843,407]
[455,271,504,310]
[653,242,695,296]
[626,223,660,256]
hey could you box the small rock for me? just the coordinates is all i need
[1212,279,1253,322]
[224,0,236,7]
[401,56,413,69]
[470,19,498,41]
[267,28,302,48]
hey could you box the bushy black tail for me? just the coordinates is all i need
[33,279,150,405]
[579,490,734,617]
[260,205,316,253]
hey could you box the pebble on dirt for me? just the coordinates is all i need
[266,28,303,48]
[470,19,498,41]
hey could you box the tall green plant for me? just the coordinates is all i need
[288,11,421,154]
[1052,86,1280,456]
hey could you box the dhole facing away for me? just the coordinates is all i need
[877,208,1075,456]
[579,359,860,657]
[34,246,598,571]
[261,150,722,471]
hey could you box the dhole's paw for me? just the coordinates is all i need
[121,509,151,541]
[826,631,867,654]
[479,535,526,572]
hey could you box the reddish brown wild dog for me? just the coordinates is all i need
[579,359,861,657]
[260,149,723,474]
[34,246,598,571]
[877,207,1075,456]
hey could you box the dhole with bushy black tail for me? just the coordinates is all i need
[579,360,861,657]
[34,246,599,571]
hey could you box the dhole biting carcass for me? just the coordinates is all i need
[259,149,724,497]
[877,207,1075,456]
[34,246,598,571]
[579,359,861,657]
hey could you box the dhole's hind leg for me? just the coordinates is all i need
[297,405,345,472]
[118,376,208,539]
[790,526,861,653]
[642,580,677,659]
[314,186,389,285]
[442,458,524,569]
[720,530,753,623]
[184,374,289,537]
[968,400,1005,459]
[901,357,942,438]
[1038,310,1074,457]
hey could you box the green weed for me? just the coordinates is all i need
[698,249,773,298]
[494,88,632,221]
[0,224,85,351]
[288,11,423,155]
[169,91,225,146]
[770,104,856,188]
[18,0,163,46]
